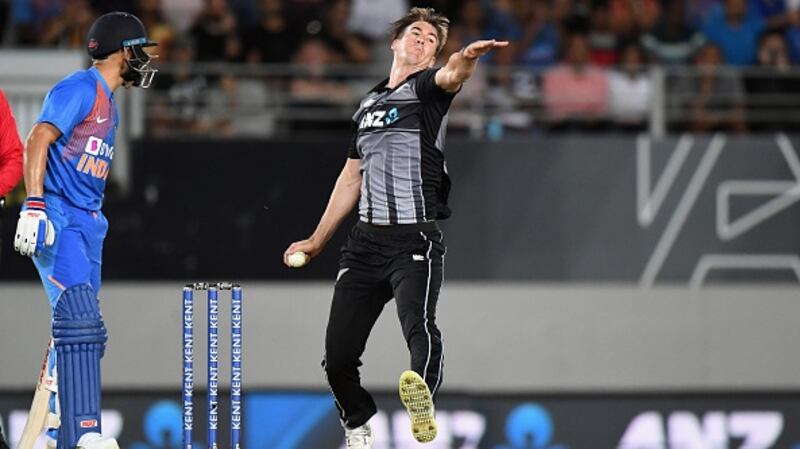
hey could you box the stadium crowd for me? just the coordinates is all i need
[1,0,799,135]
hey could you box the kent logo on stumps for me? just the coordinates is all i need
[182,282,244,449]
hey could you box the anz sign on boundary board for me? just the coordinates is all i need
[2,392,800,449]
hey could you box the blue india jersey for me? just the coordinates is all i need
[38,66,118,211]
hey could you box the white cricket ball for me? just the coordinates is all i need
[288,251,309,268]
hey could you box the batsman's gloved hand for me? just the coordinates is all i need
[14,197,56,257]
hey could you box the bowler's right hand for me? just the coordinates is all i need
[283,237,322,267]
[14,197,56,257]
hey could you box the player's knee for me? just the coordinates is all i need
[401,318,435,339]
[52,284,107,347]
[321,353,350,378]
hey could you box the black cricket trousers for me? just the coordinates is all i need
[322,220,446,429]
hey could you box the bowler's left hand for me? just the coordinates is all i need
[461,39,509,60]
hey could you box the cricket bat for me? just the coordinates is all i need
[17,340,58,449]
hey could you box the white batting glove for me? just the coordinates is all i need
[14,197,56,257]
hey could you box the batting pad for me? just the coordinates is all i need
[52,284,107,449]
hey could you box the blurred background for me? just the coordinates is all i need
[2,0,800,448]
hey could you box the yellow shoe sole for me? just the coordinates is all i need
[399,370,437,443]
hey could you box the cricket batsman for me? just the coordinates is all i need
[14,12,157,449]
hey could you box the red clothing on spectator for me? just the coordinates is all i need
[542,65,610,121]
[0,89,24,196]
[590,48,619,66]
[610,0,661,37]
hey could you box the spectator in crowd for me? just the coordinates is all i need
[410,0,463,17]
[317,0,372,63]
[542,33,610,130]
[440,0,495,67]
[702,0,765,65]
[0,1,8,42]
[688,0,723,26]
[787,21,800,62]
[474,2,528,130]
[748,0,794,21]
[137,0,176,62]
[228,0,259,29]
[149,36,208,135]
[671,43,747,132]
[745,30,800,130]
[609,41,652,131]
[347,0,409,42]
[288,38,353,111]
[609,0,661,38]
[588,1,620,66]
[433,0,493,133]
[447,0,486,46]
[242,0,296,63]
[202,73,273,136]
[281,0,326,36]
[642,0,707,65]
[10,0,798,139]
[551,0,576,32]
[778,3,800,63]
[515,0,561,70]
[6,0,31,44]
[477,0,538,116]
[740,0,800,35]
[444,0,517,70]
[474,0,549,128]
[699,0,799,27]
[484,0,524,42]
[162,0,204,33]
[39,0,96,48]
[189,0,241,62]
[7,0,66,45]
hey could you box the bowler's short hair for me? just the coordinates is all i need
[391,7,449,56]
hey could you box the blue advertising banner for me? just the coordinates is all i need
[2,391,800,449]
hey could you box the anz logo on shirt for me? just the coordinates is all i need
[76,136,114,180]
[359,107,400,130]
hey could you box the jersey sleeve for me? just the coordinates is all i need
[414,68,458,106]
[37,80,96,138]
[347,119,360,159]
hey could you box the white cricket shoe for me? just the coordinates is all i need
[344,423,374,449]
[76,433,119,449]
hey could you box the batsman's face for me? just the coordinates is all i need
[116,50,136,88]
[393,21,438,68]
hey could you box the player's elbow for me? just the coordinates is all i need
[339,172,362,191]
[437,68,465,93]
[26,123,60,150]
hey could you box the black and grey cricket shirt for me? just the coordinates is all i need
[348,68,457,225]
